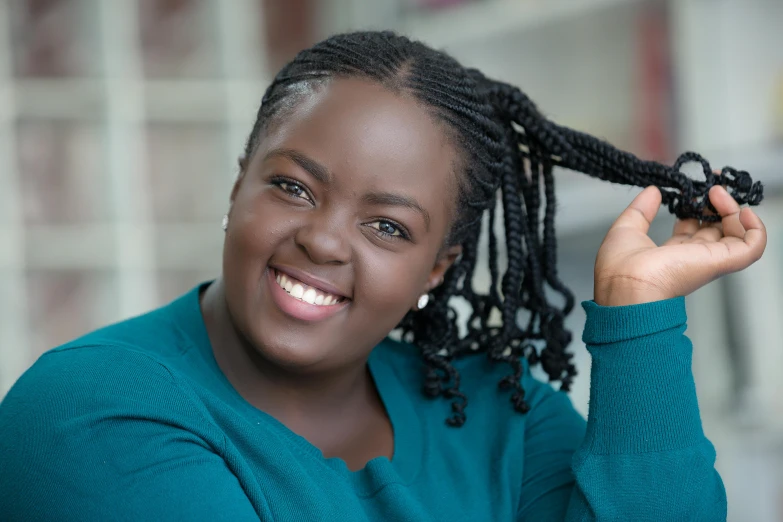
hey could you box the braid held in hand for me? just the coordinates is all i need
[244,31,764,426]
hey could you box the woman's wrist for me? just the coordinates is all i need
[593,280,671,307]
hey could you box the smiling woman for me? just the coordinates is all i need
[0,31,768,521]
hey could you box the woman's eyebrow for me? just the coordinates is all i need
[264,148,431,231]
[264,148,332,184]
[363,192,431,231]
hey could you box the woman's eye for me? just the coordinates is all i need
[368,220,408,240]
[272,179,311,202]
[280,182,304,196]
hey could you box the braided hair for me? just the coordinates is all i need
[243,31,764,427]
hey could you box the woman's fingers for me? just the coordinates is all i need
[691,224,723,243]
[612,186,661,234]
[672,218,700,237]
[596,183,766,303]
[665,218,702,245]
[709,185,747,238]
[713,207,767,274]
[738,207,767,253]
[685,187,766,275]
[684,186,747,244]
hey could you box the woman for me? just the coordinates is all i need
[0,31,767,521]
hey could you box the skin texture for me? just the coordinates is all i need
[201,78,769,471]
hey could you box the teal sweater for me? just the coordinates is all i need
[0,284,726,521]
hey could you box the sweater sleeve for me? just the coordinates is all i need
[0,345,264,522]
[518,297,727,521]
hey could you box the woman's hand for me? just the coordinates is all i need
[594,185,767,307]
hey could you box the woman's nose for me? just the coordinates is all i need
[293,214,352,265]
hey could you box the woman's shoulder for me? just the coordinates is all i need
[59,287,203,360]
[0,333,218,473]
[17,285,204,389]
[1,337,189,424]
[0,290,207,427]
[0,310,231,520]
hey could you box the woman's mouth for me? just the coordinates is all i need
[273,270,347,306]
[267,267,349,322]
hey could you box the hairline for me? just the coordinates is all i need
[248,74,474,249]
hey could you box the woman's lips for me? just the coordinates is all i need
[267,268,349,322]
[271,264,350,300]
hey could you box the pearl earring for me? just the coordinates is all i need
[417,293,429,310]
[221,214,229,231]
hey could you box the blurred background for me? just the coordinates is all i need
[0,0,781,519]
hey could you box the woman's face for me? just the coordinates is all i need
[222,78,462,372]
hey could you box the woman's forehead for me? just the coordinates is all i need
[256,78,461,211]
[263,80,456,175]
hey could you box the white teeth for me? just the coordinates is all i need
[291,284,304,299]
[274,270,342,306]
[302,288,317,304]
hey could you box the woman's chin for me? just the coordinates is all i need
[247,331,339,373]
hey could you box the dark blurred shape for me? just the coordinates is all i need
[634,2,674,162]
[17,121,107,225]
[262,0,316,73]
[138,0,219,78]
[10,0,88,77]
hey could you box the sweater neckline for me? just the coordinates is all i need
[172,282,424,495]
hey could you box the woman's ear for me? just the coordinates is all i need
[424,244,463,293]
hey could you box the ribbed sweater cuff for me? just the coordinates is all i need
[582,296,686,344]
[580,297,704,455]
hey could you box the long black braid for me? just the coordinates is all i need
[243,31,764,427]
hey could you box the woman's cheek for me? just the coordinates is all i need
[236,202,296,259]
[357,253,425,317]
